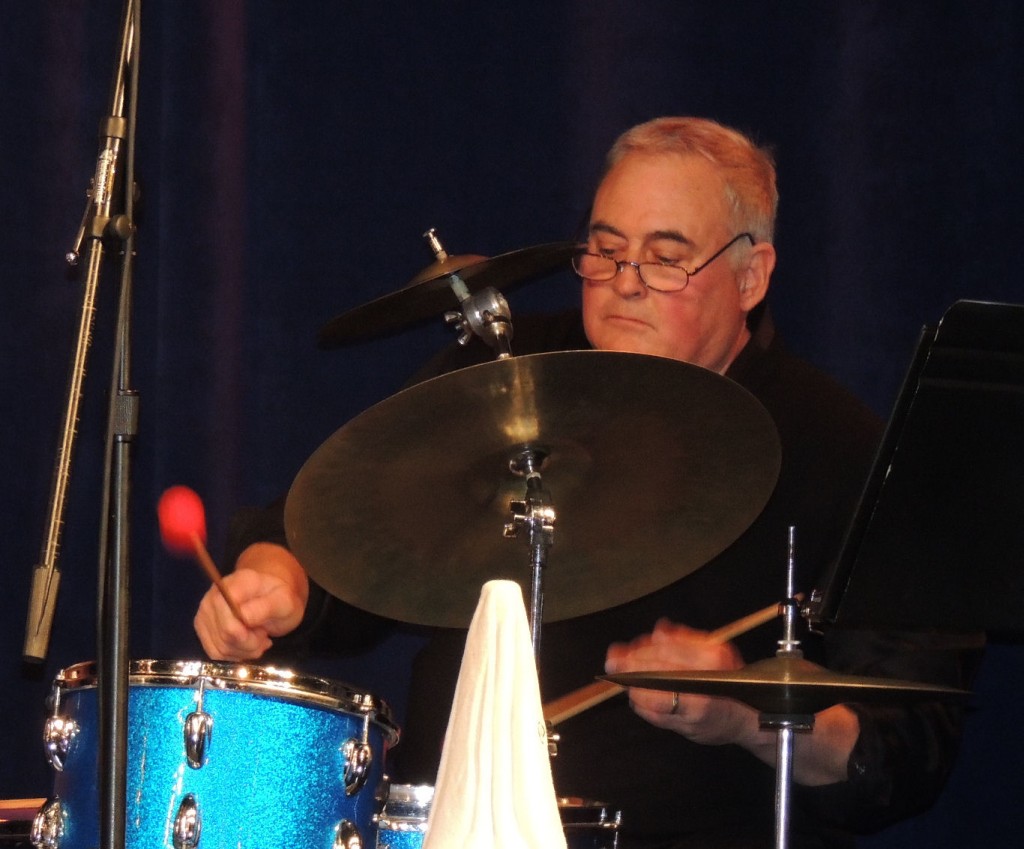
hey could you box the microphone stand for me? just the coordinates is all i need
[24,4,141,849]
[97,7,140,849]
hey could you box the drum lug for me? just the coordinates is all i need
[342,711,374,796]
[184,710,213,769]
[184,676,213,769]
[341,738,373,796]
[333,819,363,849]
[373,774,391,819]
[173,793,202,849]
[43,679,77,772]
[43,716,78,772]
[30,797,65,849]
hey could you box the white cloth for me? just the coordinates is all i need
[421,580,567,849]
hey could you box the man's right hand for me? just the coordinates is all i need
[193,542,309,660]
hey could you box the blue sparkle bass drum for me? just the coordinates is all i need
[33,660,399,849]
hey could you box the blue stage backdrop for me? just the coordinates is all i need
[2,3,1022,847]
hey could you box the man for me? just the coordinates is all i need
[194,117,975,848]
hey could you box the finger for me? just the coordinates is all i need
[195,591,271,660]
[199,618,271,661]
[651,618,705,645]
[631,701,682,731]
[626,685,677,713]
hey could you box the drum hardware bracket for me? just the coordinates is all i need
[341,712,374,796]
[333,819,362,849]
[372,775,391,821]
[424,228,515,358]
[172,794,201,849]
[42,717,79,773]
[43,684,78,773]
[504,448,556,664]
[545,721,560,758]
[30,797,65,849]
[444,297,514,358]
[183,678,212,770]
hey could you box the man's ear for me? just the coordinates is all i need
[738,242,776,310]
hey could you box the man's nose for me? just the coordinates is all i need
[611,261,647,297]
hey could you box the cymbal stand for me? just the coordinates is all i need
[761,528,813,849]
[503,447,556,664]
[424,229,555,651]
[424,231,560,740]
[422,229,515,358]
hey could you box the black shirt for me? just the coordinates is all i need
[230,307,979,849]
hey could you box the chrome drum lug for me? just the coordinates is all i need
[30,797,65,849]
[184,675,213,769]
[333,819,363,849]
[183,710,213,769]
[341,738,373,796]
[172,793,201,849]
[43,716,78,772]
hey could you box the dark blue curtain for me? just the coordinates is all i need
[2,3,1022,846]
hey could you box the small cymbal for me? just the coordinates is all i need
[285,351,782,628]
[602,654,970,715]
[318,242,577,348]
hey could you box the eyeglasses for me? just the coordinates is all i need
[572,232,754,293]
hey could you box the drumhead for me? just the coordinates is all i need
[55,660,399,742]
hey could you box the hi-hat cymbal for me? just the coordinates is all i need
[284,351,782,628]
[602,654,970,716]
[317,242,577,348]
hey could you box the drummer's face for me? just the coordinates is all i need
[581,152,764,374]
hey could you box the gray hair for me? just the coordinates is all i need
[607,117,778,243]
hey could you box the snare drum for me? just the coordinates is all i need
[375,785,620,849]
[34,660,399,849]
[374,784,433,849]
[557,797,621,849]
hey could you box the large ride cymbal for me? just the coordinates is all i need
[603,655,970,716]
[317,242,577,348]
[285,351,782,628]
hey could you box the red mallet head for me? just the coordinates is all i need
[158,485,207,556]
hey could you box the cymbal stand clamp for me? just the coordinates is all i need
[443,286,514,358]
[504,448,555,663]
[424,229,515,358]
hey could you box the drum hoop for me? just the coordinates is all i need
[379,783,435,819]
[556,798,622,828]
[55,659,399,742]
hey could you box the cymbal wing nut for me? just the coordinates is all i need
[422,228,448,261]
[504,500,528,538]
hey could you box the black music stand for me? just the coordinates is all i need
[811,299,1024,633]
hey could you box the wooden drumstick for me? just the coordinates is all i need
[542,598,796,726]
[188,531,249,627]
[158,485,249,627]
